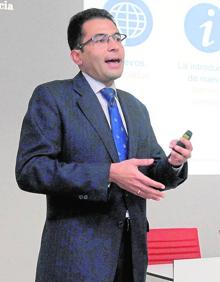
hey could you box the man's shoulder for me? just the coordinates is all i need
[117,88,145,107]
[35,78,73,91]
[34,72,85,94]
[29,78,76,106]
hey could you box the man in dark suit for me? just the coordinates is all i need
[16,8,192,282]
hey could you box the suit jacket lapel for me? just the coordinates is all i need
[72,73,119,162]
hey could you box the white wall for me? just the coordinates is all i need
[1,1,220,282]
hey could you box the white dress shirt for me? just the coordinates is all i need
[82,72,130,218]
[82,72,127,132]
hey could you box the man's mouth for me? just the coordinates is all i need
[105,58,121,64]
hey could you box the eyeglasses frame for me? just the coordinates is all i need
[77,32,127,50]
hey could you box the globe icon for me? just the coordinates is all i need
[111,3,146,38]
[105,0,153,46]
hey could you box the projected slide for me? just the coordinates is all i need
[84,0,220,175]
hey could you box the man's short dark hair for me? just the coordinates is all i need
[67,8,116,51]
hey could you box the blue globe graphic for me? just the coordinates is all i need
[105,0,153,46]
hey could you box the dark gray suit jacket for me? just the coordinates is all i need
[16,72,187,282]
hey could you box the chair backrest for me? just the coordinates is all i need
[146,228,201,265]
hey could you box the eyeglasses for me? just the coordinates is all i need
[77,32,127,50]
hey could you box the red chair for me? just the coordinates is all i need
[147,228,201,265]
[146,228,201,280]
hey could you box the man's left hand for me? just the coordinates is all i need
[168,138,193,167]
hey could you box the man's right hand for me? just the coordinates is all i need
[109,158,165,201]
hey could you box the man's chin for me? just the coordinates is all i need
[108,71,123,81]
[103,74,122,86]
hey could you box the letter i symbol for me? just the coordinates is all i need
[200,9,215,47]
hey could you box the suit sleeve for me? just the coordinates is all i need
[15,85,110,201]
[138,102,188,189]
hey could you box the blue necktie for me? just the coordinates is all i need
[100,88,128,161]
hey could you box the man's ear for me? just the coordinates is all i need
[70,49,82,66]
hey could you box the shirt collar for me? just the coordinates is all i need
[82,72,117,96]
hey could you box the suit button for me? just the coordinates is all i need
[83,195,88,200]
[117,220,124,228]
[125,193,129,198]
[78,195,84,200]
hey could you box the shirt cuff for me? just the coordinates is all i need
[172,164,184,174]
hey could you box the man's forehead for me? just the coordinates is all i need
[82,18,118,35]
